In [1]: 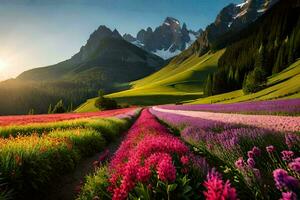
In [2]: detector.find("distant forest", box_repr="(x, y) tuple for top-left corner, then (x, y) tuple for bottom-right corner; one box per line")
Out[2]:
(205, 0), (300, 95)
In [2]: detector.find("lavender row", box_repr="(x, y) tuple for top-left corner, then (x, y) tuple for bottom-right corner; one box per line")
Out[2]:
(159, 99), (300, 115)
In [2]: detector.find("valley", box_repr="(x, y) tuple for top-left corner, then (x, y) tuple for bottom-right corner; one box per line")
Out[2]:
(0, 0), (299, 200)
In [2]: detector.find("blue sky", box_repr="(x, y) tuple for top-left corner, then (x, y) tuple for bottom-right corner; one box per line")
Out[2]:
(0, 0), (241, 79)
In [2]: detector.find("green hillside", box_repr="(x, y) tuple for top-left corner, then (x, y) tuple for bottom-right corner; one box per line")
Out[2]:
(76, 50), (224, 112)
(76, 58), (300, 112)
(190, 59), (300, 104)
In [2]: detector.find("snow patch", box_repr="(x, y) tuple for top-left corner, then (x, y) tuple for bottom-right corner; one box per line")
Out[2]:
(236, 0), (248, 8)
(152, 45), (181, 59)
(164, 22), (170, 26)
(257, 8), (267, 13)
(234, 9), (248, 19)
(131, 40), (144, 47)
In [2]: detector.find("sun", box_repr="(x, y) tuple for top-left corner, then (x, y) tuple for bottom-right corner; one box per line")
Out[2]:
(0, 59), (7, 71)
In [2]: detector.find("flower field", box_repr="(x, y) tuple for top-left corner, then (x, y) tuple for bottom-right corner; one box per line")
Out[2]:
(1, 100), (300, 200)
(150, 105), (300, 199)
(78, 109), (240, 200)
(160, 99), (300, 116)
(0, 109), (139, 199)
(0, 107), (136, 126)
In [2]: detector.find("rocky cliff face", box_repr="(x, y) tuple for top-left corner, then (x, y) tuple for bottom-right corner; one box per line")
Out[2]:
(191, 0), (279, 56)
(123, 17), (202, 59)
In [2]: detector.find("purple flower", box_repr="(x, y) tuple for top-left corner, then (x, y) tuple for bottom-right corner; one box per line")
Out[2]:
(247, 158), (255, 168)
(247, 151), (254, 158)
(252, 146), (261, 157)
(285, 133), (300, 149)
(253, 168), (261, 179)
(281, 151), (294, 162)
(288, 158), (300, 173)
(235, 157), (244, 169)
(280, 192), (297, 200)
(266, 145), (275, 153)
(273, 169), (300, 191)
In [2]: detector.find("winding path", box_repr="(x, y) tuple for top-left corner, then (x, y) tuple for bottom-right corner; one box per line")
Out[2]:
(152, 106), (300, 132)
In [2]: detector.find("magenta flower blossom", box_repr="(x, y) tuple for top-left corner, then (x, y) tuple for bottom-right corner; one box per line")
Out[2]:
(266, 145), (275, 153)
(247, 158), (255, 168)
(203, 169), (238, 200)
(280, 192), (297, 200)
(253, 168), (261, 179)
(247, 150), (254, 158)
(252, 147), (261, 157)
(235, 157), (245, 169)
(273, 169), (300, 191)
(288, 158), (300, 173)
(281, 151), (294, 162)
(180, 155), (189, 165)
(157, 155), (176, 182)
(107, 109), (203, 200)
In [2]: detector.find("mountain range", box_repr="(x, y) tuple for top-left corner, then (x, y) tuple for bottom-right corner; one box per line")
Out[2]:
(123, 17), (202, 59)
(1, 0), (299, 115)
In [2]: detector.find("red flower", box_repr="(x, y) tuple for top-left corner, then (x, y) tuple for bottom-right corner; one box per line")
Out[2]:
(203, 169), (238, 200)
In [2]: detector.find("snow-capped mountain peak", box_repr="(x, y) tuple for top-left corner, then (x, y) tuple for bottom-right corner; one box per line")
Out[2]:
(123, 17), (203, 59)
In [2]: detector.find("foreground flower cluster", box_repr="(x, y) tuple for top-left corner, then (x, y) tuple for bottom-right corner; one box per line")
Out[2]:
(78, 109), (238, 200)
(0, 110), (138, 199)
(151, 106), (300, 199)
(109, 109), (207, 200)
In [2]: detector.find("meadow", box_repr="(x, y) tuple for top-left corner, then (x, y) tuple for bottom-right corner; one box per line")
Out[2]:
(1, 100), (299, 200)
(0, 108), (140, 199)
(76, 100), (299, 200)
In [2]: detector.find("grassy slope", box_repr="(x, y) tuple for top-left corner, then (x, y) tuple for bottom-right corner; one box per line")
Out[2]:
(190, 59), (300, 104)
(76, 50), (224, 112)
(76, 55), (300, 113)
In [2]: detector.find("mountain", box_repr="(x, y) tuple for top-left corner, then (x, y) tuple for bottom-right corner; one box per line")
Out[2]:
(186, 0), (278, 56)
(205, 0), (300, 95)
(0, 26), (165, 115)
(123, 17), (202, 59)
(18, 25), (165, 85)
(76, 0), (300, 111)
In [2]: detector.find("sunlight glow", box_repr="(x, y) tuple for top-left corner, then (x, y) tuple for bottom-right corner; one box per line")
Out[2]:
(0, 59), (7, 72)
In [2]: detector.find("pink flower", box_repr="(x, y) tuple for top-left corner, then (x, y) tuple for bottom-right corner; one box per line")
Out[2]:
(273, 169), (300, 191)
(247, 158), (255, 168)
(266, 145), (275, 153)
(137, 167), (151, 183)
(157, 155), (176, 182)
(253, 168), (261, 179)
(180, 155), (189, 165)
(288, 158), (300, 173)
(203, 169), (238, 200)
(235, 157), (244, 169)
(252, 146), (261, 157)
(280, 192), (297, 200)
(281, 151), (294, 162)
(247, 151), (254, 158)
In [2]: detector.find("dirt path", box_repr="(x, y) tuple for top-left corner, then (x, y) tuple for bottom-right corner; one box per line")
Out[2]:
(43, 135), (124, 200)
(152, 106), (300, 132)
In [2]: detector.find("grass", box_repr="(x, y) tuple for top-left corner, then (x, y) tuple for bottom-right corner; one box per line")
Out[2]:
(0, 117), (131, 139)
(76, 54), (300, 112)
(76, 50), (224, 112)
(190, 59), (300, 104)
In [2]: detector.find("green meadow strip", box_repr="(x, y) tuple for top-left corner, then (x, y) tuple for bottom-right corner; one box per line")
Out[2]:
(0, 112), (139, 199)
(0, 117), (131, 139)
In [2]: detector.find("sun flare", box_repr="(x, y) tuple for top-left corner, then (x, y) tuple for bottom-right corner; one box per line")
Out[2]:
(0, 58), (7, 71)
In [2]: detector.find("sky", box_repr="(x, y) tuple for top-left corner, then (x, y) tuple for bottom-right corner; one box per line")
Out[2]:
(0, 0), (241, 80)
